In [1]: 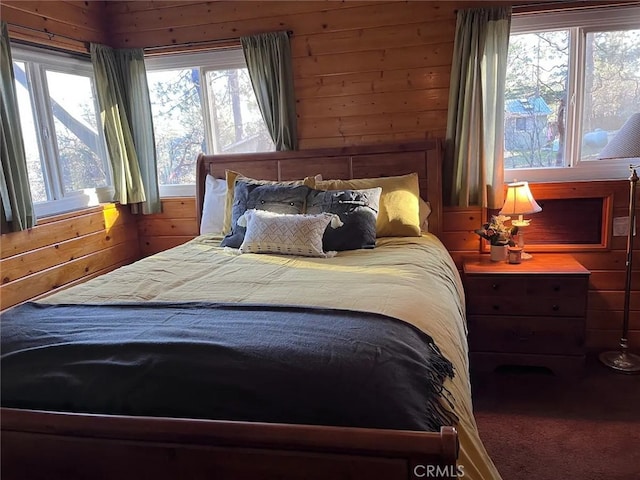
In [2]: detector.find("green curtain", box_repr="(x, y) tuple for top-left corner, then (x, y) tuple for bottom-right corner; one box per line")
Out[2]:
(443, 7), (511, 209)
(90, 44), (161, 214)
(0, 21), (36, 232)
(241, 31), (298, 151)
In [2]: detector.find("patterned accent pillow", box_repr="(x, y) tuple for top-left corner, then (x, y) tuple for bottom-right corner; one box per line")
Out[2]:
(221, 170), (319, 234)
(306, 187), (382, 251)
(238, 209), (342, 258)
(314, 173), (421, 237)
(220, 182), (310, 249)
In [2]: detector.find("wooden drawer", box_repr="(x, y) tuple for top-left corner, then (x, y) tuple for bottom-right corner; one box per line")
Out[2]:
(470, 352), (586, 376)
(463, 276), (525, 297)
(466, 294), (587, 317)
(468, 315), (585, 355)
(464, 275), (587, 298)
(524, 276), (588, 297)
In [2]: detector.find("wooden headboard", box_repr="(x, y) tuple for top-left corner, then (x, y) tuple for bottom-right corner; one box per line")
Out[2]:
(196, 140), (444, 237)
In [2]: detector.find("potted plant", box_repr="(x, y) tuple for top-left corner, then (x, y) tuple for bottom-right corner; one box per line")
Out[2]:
(475, 215), (519, 261)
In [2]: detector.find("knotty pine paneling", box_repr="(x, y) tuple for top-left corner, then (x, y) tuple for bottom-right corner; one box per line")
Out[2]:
(101, 1), (473, 149)
(0, 0), (508, 148)
(0, 0), (109, 53)
(441, 206), (483, 268)
(0, 204), (140, 310)
(138, 197), (198, 257)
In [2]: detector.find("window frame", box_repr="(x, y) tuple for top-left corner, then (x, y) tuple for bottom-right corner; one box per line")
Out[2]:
(505, 6), (640, 183)
(11, 44), (113, 218)
(145, 48), (271, 197)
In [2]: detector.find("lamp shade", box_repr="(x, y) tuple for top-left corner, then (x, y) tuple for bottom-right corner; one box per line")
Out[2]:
(499, 181), (542, 216)
(598, 113), (640, 160)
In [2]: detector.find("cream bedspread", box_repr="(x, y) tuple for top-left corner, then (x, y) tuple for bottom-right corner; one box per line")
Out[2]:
(41, 233), (501, 480)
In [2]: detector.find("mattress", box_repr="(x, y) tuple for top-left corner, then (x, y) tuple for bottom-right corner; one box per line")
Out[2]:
(2, 233), (500, 480)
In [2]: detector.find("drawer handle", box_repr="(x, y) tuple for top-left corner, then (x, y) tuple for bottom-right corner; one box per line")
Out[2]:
(492, 305), (500, 311)
(552, 304), (560, 311)
(553, 286), (560, 292)
(492, 283), (500, 290)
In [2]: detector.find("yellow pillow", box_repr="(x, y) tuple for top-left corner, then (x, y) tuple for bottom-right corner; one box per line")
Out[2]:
(222, 170), (317, 234)
(314, 173), (421, 237)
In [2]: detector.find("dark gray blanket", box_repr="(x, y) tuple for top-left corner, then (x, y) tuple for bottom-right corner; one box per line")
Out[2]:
(1, 302), (456, 431)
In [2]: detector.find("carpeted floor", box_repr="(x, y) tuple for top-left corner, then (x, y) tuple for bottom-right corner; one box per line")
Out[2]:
(471, 357), (640, 480)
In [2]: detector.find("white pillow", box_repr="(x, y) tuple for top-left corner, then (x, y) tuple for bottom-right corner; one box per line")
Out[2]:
(238, 209), (342, 258)
(200, 174), (227, 235)
(419, 199), (432, 232)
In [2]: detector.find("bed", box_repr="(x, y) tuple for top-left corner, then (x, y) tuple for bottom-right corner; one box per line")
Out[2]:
(1, 140), (501, 480)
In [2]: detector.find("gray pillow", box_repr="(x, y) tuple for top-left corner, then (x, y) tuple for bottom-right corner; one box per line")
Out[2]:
(306, 187), (381, 251)
(220, 181), (310, 248)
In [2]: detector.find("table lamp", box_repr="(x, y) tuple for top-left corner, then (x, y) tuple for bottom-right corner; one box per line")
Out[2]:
(499, 181), (541, 260)
(597, 112), (640, 373)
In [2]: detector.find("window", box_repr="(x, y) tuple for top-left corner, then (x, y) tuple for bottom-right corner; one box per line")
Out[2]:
(505, 7), (640, 182)
(12, 46), (111, 217)
(145, 49), (274, 196)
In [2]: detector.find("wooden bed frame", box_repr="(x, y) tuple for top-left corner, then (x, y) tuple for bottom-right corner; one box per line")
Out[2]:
(1, 139), (459, 480)
(196, 139), (444, 238)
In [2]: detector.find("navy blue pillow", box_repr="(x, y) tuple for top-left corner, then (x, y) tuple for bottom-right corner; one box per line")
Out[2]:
(221, 182), (310, 248)
(306, 187), (381, 251)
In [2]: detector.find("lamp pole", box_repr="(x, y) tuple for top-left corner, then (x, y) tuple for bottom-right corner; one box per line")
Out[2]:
(599, 164), (640, 373)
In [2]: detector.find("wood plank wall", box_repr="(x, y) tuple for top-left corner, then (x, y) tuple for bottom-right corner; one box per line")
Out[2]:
(103, 0), (477, 148)
(137, 198), (198, 257)
(1, 0), (108, 53)
(575, 183), (640, 351)
(0, 204), (140, 311)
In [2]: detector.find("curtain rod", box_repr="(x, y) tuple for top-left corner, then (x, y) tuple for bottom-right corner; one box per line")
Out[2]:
(512, 0), (640, 14)
(513, 0), (639, 6)
(454, 1), (639, 14)
(7, 21), (294, 55)
(6, 22), (90, 49)
(144, 30), (293, 55)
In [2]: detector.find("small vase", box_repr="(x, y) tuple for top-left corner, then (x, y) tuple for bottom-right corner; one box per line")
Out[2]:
(490, 244), (508, 262)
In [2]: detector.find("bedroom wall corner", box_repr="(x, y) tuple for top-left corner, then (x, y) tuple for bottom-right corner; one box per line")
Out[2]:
(0, 204), (140, 311)
(137, 198), (198, 257)
(441, 206), (484, 268)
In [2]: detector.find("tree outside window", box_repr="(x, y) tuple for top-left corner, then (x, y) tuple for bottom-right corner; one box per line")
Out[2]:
(146, 49), (274, 188)
(504, 25), (640, 171)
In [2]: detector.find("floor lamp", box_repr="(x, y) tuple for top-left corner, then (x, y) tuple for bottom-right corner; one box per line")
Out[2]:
(597, 112), (640, 374)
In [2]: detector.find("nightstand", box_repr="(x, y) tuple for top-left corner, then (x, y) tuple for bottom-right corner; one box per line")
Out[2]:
(463, 254), (590, 375)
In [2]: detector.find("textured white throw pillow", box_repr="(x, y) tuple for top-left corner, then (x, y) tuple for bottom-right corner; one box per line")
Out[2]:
(238, 209), (342, 258)
(200, 174), (227, 235)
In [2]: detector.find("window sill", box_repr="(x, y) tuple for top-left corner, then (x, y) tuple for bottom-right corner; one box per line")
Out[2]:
(505, 159), (638, 184)
(159, 184), (196, 197)
(34, 187), (115, 219)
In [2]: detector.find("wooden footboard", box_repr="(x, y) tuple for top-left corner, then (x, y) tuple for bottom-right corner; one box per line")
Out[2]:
(1, 407), (458, 480)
